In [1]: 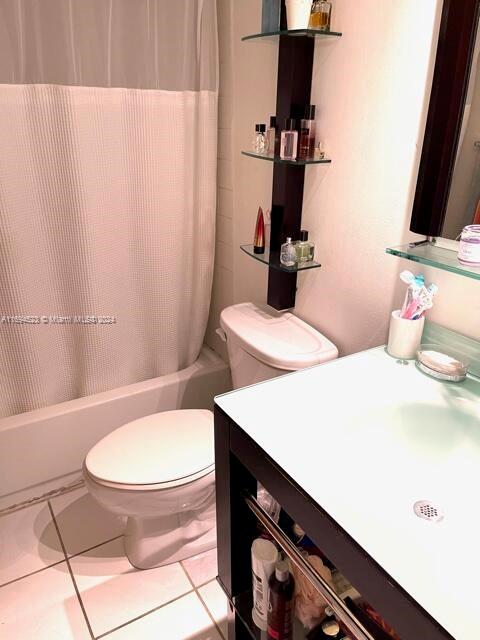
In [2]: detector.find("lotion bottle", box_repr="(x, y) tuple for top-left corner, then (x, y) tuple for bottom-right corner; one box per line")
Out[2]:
(251, 539), (278, 631)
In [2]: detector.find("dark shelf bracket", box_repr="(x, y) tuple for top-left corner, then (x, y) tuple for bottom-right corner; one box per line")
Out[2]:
(267, 34), (315, 310)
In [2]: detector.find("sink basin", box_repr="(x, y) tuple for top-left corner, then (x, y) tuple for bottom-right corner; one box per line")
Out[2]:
(216, 346), (480, 639)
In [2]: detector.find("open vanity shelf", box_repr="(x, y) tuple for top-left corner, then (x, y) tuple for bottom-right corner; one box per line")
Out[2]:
(242, 28), (342, 41)
(240, 7), (341, 310)
(386, 242), (480, 281)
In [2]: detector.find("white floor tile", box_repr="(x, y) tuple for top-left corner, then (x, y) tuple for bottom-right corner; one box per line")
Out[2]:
(0, 502), (64, 586)
(0, 562), (90, 639)
(50, 487), (125, 556)
(182, 547), (218, 587)
(107, 592), (223, 640)
(198, 579), (229, 640)
(69, 537), (192, 637)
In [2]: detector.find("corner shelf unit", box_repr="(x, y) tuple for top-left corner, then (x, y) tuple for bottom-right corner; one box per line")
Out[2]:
(386, 242), (480, 281)
(241, 14), (341, 310)
(241, 244), (321, 272)
(241, 150), (331, 165)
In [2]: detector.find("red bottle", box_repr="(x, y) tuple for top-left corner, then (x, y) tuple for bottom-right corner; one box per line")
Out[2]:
(253, 206), (265, 254)
(267, 559), (295, 640)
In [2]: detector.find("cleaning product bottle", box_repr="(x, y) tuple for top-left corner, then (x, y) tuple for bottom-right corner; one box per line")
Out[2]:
(251, 539), (279, 630)
(267, 558), (295, 640)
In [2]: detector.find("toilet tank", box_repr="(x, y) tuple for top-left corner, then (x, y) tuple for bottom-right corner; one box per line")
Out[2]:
(220, 303), (338, 389)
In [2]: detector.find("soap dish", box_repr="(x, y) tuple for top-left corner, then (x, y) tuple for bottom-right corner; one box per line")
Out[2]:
(416, 344), (468, 382)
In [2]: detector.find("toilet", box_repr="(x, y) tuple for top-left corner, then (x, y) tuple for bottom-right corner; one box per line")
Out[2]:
(83, 303), (338, 569)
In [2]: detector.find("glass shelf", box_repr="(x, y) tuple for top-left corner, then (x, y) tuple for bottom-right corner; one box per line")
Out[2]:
(386, 242), (480, 281)
(242, 28), (342, 41)
(242, 150), (331, 166)
(241, 244), (321, 272)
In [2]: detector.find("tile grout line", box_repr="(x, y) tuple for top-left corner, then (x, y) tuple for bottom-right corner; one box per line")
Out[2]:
(47, 501), (96, 640)
(0, 558), (67, 590)
(67, 534), (124, 561)
(179, 562), (226, 640)
(0, 534), (125, 591)
(95, 588), (196, 639)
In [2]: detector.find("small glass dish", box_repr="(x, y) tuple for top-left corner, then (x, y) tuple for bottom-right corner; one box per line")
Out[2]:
(416, 344), (469, 382)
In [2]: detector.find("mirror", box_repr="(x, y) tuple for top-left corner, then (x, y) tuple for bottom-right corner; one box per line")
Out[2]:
(410, 0), (480, 238)
(443, 18), (480, 239)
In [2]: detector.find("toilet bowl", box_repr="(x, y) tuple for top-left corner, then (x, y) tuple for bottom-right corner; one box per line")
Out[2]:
(83, 410), (216, 569)
(84, 302), (338, 569)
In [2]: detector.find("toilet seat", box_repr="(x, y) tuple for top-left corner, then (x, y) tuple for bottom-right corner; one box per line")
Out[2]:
(85, 410), (214, 491)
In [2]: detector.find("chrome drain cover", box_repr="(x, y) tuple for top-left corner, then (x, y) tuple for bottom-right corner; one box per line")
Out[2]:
(413, 500), (444, 522)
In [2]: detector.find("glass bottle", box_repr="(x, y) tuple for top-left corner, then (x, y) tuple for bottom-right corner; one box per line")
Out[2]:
(309, 0), (332, 31)
(280, 237), (297, 267)
(298, 105), (316, 159)
(253, 124), (267, 154)
(280, 119), (298, 161)
(267, 116), (278, 155)
(314, 141), (325, 160)
(294, 230), (315, 263)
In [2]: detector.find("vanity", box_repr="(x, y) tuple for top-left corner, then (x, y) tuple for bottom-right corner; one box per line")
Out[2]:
(214, 346), (480, 639)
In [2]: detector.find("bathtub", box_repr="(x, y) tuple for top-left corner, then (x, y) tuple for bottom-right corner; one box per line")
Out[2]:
(0, 346), (231, 510)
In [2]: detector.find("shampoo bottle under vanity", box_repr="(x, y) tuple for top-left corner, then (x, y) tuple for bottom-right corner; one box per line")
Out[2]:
(267, 559), (295, 640)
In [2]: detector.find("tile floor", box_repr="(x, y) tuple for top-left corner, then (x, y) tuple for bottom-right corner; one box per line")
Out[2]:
(0, 486), (229, 639)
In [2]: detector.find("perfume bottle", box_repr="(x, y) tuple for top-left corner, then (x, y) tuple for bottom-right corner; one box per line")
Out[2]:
(253, 124), (267, 154)
(298, 105), (316, 159)
(309, 0), (332, 31)
(267, 116), (278, 155)
(280, 119), (298, 161)
(294, 230), (315, 263)
(253, 207), (265, 254)
(280, 237), (297, 267)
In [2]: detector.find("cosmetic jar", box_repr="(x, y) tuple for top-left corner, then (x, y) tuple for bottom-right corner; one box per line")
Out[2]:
(458, 224), (480, 266)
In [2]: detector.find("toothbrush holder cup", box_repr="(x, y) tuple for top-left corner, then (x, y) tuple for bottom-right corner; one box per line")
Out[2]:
(387, 310), (425, 360)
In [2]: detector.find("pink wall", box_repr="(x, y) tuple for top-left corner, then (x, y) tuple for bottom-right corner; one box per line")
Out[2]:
(207, 0), (480, 360)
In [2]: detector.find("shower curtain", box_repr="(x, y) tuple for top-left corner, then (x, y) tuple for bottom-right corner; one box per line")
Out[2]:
(0, 0), (218, 418)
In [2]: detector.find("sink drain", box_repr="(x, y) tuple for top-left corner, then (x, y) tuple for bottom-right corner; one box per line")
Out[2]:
(413, 500), (444, 523)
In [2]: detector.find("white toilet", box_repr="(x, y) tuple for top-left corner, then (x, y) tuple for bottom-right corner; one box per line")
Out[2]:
(83, 302), (337, 569)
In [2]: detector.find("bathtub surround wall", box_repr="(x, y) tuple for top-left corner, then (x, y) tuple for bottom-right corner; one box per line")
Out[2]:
(0, 0), (218, 417)
(207, 0), (480, 361)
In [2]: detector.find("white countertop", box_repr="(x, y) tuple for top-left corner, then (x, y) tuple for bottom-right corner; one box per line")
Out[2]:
(216, 347), (480, 639)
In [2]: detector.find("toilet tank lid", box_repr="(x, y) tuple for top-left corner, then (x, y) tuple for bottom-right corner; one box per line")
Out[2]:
(220, 303), (338, 371)
(85, 410), (214, 487)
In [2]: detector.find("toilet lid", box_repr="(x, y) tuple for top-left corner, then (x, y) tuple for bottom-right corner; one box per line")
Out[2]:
(220, 302), (338, 370)
(85, 410), (214, 487)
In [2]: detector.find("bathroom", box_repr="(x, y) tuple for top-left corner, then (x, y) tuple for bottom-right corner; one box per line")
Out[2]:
(1, 0), (479, 639)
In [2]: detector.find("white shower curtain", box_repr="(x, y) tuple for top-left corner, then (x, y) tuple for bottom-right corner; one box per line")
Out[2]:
(0, 0), (218, 418)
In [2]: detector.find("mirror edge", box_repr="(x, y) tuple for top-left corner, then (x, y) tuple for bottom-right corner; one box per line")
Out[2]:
(410, 0), (480, 237)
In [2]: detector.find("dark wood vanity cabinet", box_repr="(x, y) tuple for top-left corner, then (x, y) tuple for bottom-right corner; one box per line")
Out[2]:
(214, 405), (454, 640)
